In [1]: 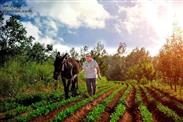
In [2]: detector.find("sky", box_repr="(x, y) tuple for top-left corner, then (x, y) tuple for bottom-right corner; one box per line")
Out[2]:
(1, 0), (183, 56)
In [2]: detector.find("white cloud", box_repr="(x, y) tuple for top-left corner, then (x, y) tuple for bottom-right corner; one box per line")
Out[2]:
(42, 18), (58, 33)
(114, 0), (183, 56)
(106, 47), (116, 55)
(22, 21), (41, 43)
(23, 21), (71, 53)
(33, 17), (59, 38)
(26, 0), (111, 29)
(53, 44), (70, 53)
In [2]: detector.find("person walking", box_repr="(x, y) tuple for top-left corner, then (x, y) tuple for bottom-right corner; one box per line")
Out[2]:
(83, 54), (100, 96)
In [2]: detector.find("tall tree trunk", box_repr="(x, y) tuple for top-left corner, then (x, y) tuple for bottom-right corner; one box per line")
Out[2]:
(170, 81), (173, 90)
(179, 84), (182, 96)
(174, 78), (177, 92)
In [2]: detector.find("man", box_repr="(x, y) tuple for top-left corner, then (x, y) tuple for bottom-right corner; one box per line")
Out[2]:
(83, 54), (100, 96)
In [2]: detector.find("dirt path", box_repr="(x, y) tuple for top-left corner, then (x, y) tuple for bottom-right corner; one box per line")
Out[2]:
(146, 87), (183, 117)
(97, 87), (128, 122)
(63, 89), (114, 122)
(119, 87), (142, 122)
(140, 87), (174, 122)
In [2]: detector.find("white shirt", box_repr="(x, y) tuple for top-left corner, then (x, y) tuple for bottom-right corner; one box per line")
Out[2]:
(83, 59), (99, 78)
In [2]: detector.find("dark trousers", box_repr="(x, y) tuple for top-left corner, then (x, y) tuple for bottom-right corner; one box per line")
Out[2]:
(86, 78), (96, 96)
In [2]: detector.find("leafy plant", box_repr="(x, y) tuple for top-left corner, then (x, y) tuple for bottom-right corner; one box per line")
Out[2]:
(136, 87), (153, 122)
(86, 86), (125, 122)
(52, 86), (114, 122)
(110, 86), (132, 122)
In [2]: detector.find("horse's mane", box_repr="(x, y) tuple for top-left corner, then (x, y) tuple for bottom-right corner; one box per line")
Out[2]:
(66, 58), (81, 74)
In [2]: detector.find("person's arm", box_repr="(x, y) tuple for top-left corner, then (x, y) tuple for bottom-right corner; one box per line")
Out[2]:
(95, 61), (101, 79)
(96, 66), (100, 76)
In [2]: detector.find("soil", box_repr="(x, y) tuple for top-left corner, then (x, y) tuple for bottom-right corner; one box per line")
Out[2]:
(97, 87), (128, 122)
(152, 86), (183, 105)
(140, 87), (174, 122)
(146, 87), (183, 117)
(30, 96), (84, 122)
(119, 87), (143, 122)
(63, 89), (114, 122)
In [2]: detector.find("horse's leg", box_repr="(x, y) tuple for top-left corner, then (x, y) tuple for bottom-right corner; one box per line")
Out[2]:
(71, 76), (78, 97)
(66, 79), (71, 98)
(62, 78), (69, 99)
(75, 76), (79, 95)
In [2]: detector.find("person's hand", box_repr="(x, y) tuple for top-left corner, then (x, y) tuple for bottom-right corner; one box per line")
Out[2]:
(98, 73), (101, 80)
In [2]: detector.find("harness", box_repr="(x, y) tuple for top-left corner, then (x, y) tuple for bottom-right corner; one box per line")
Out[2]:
(61, 58), (77, 82)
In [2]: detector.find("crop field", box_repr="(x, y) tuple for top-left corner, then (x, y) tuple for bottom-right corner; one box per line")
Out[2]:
(1, 1), (183, 122)
(0, 79), (183, 122)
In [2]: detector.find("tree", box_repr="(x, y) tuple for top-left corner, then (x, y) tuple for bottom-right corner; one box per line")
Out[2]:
(91, 41), (107, 58)
(0, 13), (32, 65)
(104, 55), (126, 80)
(125, 47), (155, 82)
(69, 47), (79, 59)
(80, 45), (88, 63)
(27, 43), (53, 63)
(126, 59), (155, 82)
(157, 33), (183, 91)
(115, 42), (126, 57)
(125, 47), (149, 67)
(90, 42), (107, 76)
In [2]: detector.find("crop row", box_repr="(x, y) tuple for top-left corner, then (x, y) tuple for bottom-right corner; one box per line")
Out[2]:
(85, 85), (126, 121)
(16, 84), (114, 122)
(135, 87), (153, 122)
(143, 87), (183, 122)
(109, 85), (132, 122)
(52, 86), (116, 122)
(3, 82), (112, 121)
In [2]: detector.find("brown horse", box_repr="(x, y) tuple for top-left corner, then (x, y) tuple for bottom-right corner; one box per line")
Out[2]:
(53, 53), (81, 99)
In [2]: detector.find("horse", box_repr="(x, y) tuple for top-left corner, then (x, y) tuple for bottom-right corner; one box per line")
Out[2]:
(53, 53), (81, 99)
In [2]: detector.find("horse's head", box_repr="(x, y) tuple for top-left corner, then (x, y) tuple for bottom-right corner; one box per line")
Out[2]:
(76, 60), (83, 71)
(53, 53), (68, 80)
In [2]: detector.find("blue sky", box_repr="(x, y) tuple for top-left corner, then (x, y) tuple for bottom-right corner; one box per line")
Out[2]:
(1, 0), (183, 56)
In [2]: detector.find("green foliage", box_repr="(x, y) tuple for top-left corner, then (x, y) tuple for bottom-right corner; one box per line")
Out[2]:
(86, 86), (125, 122)
(16, 96), (81, 122)
(157, 32), (183, 91)
(69, 47), (79, 59)
(0, 59), (23, 97)
(115, 42), (126, 57)
(110, 86), (132, 122)
(136, 88), (153, 122)
(127, 59), (155, 82)
(0, 58), (54, 98)
(86, 104), (105, 122)
(157, 102), (183, 122)
(0, 14), (32, 65)
(27, 42), (53, 63)
(104, 55), (126, 81)
(15, 83), (110, 121)
(52, 87), (114, 122)
(101, 47), (156, 82)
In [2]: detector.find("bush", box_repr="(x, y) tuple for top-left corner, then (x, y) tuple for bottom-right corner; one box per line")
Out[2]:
(0, 57), (55, 99)
(0, 59), (22, 98)
(15, 93), (46, 106)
